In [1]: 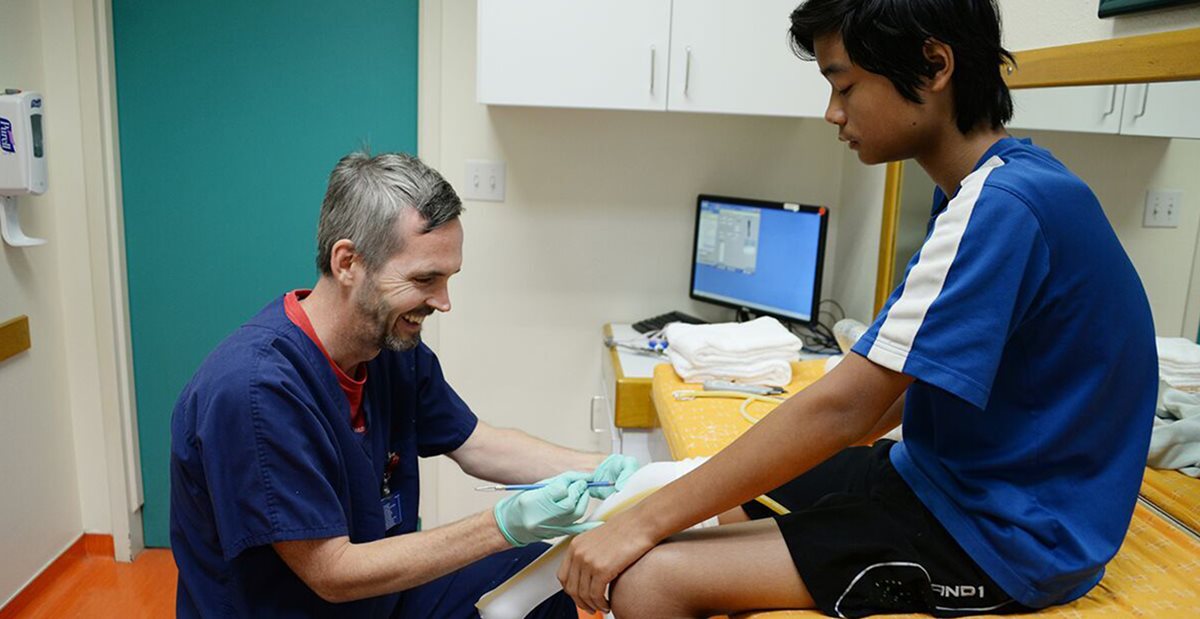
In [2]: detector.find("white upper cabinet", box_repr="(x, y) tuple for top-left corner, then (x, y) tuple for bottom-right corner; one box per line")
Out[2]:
(1008, 85), (1125, 135)
(666, 0), (828, 117)
(1119, 82), (1200, 140)
(477, 0), (672, 111)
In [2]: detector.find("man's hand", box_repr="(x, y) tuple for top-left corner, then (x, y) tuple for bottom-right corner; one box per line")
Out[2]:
(557, 508), (655, 614)
(493, 471), (600, 547)
(589, 454), (640, 499)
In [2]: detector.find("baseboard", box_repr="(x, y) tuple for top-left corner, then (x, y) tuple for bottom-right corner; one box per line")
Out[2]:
(0, 533), (114, 618)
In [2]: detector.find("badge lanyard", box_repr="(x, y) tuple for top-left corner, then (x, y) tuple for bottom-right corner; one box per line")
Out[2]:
(381, 451), (402, 530)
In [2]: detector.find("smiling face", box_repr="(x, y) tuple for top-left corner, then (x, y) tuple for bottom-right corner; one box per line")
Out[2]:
(815, 33), (938, 165)
(353, 208), (463, 352)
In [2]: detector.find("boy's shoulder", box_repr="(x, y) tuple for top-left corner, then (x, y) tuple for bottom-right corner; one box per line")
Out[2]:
(979, 138), (1093, 209)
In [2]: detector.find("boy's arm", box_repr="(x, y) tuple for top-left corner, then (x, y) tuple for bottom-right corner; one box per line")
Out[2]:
(854, 392), (905, 446)
(559, 352), (912, 613)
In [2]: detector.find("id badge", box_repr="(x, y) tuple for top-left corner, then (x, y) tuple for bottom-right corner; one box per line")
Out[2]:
(381, 493), (403, 530)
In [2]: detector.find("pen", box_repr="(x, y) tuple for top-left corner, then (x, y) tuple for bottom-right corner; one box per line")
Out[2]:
(474, 481), (615, 492)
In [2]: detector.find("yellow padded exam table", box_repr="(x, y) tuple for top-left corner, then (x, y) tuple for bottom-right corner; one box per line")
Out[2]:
(650, 362), (1200, 618)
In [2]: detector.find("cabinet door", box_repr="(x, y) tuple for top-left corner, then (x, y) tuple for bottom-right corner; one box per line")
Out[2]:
(1120, 81), (1200, 140)
(477, 0), (671, 111)
(1008, 85), (1124, 134)
(667, 0), (828, 117)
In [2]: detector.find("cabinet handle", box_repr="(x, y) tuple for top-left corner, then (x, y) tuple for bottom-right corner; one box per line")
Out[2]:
(684, 47), (693, 96)
(1134, 85), (1150, 119)
(589, 395), (605, 434)
(1102, 85), (1117, 117)
(649, 46), (656, 94)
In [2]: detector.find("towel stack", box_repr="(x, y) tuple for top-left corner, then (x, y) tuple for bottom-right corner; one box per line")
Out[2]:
(664, 317), (803, 386)
(1157, 337), (1200, 391)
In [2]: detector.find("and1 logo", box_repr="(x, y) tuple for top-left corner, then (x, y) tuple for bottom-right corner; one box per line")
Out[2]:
(0, 118), (14, 153)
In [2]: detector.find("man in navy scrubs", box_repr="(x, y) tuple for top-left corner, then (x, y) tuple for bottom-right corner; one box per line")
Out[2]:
(170, 151), (638, 618)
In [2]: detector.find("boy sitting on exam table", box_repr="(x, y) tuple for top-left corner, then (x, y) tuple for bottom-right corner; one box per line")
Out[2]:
(558, 1), (1159, 617)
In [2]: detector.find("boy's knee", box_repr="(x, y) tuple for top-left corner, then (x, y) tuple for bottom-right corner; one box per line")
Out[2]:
(610, 545), (690, 618)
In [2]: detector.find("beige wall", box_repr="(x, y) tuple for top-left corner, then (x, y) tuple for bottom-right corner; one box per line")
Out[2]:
(0, 0), (86, 606)
(1000, 0), (1200, 50)
(422, 1), (851, 523)
(0, 0), (138, 606)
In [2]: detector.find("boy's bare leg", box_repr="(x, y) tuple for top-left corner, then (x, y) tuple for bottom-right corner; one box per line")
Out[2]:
(609, 519), (814, 619)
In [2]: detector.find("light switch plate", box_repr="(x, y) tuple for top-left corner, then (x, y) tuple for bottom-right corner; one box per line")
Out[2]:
(1143, 189), (1181, 228)
(462, 160), (506, 202)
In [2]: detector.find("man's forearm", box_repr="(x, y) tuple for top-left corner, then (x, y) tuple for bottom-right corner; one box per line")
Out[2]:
(452, 422), (606, 484)
(274, 511), (511, 603)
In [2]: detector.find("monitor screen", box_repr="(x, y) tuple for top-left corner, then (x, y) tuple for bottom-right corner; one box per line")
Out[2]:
(690, 194), (828, 324)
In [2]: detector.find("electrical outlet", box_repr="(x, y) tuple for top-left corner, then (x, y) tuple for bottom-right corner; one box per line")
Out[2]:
(462, 160), (506, 202)
(1143, 189), (1181, 228)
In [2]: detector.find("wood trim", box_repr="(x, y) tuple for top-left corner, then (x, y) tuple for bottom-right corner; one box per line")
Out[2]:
(1005, 27), (1200, 89)
(0, 534), (113, 618)
(83, 533), (115, 559)
(875, 163), (904, 316)
(0, 315), (31, 364)
(602, 324), (657, 429)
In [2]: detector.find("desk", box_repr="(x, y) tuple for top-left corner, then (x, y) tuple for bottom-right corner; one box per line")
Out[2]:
(649, 364), (1200, 619)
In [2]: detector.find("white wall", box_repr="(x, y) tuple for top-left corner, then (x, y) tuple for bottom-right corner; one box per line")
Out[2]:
(421, 1), (849, 524)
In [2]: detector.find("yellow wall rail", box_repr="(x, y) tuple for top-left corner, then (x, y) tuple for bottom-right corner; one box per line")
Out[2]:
(0, 315), (31, 363)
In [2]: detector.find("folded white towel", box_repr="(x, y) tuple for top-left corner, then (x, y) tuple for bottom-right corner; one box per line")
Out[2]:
(664, 317), (802, 385)
(1157, 337), (1200, 367)
(667, 351), (793, 385)
(665, 317), (803, 363)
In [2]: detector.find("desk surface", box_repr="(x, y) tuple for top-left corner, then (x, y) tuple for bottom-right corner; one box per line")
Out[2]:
(649, 364), (1200, 619)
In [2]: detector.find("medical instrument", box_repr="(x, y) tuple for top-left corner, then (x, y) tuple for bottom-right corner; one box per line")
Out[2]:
(475, 481), (615, 492)
(603, 334), (668, 357)
(702, 380), (784, 396)
(0, 90), (48, 247)
(673, 389), (785, 425)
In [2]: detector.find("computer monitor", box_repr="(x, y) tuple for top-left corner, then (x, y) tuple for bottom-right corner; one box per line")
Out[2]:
(689, 194), (829, 324)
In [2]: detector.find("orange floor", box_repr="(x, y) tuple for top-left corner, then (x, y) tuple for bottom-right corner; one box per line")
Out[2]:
(2, 549), (176, 618)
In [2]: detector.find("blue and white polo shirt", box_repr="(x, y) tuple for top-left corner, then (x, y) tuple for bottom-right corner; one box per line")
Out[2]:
(853, 137), (1158, 608)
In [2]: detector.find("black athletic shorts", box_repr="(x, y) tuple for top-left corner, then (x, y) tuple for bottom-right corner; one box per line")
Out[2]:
(741, 440), (1032, 618)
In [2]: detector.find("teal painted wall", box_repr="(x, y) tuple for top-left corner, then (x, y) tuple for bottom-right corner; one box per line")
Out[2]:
(113, 0), (419, 547)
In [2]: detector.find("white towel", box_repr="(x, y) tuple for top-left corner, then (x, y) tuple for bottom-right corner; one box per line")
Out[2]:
(1157, 337), (1200, 367)
(665, 317), (803, 361)
(664, 317), (802, 385)
(667, 351), (794, 386)
(1148, 387), (1200, 477)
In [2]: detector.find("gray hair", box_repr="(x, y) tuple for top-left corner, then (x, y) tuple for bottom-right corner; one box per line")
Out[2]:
(315, 151), (463, 276)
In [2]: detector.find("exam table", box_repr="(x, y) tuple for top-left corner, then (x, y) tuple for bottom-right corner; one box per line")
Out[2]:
(650, 361), (1200, 618)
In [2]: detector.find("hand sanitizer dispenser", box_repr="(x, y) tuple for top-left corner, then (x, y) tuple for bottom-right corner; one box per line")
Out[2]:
(0, 90), (48, 246)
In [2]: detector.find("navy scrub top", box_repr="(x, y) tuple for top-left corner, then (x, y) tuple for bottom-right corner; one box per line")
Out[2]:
(170, 296), (478, 617)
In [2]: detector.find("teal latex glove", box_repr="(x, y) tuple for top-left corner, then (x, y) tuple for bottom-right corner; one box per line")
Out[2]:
(589, 454), (640, 499)
(493, 471), (600, 547)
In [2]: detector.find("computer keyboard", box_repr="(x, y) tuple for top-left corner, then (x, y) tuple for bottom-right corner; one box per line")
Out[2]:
(631, 311), (707, 334)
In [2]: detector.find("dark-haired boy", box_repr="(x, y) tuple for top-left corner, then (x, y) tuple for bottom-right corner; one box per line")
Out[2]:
(558, 1), (1158, 617)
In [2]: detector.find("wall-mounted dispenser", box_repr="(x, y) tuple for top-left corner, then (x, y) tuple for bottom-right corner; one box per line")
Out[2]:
(0, 90), (48, 247)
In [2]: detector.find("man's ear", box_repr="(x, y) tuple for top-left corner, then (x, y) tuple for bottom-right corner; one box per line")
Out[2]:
(329, 239), (358, 286)
(923, 38), (954, 93)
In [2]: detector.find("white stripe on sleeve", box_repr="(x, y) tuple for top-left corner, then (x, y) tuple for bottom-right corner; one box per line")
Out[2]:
(867, 156), (1006, 372)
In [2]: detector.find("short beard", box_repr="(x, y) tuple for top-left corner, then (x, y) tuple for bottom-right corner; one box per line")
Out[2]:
(354, 275), (421, 352)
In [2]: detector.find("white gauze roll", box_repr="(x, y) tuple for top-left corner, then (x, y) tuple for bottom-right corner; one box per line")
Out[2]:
(475, 458), (715, 619)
